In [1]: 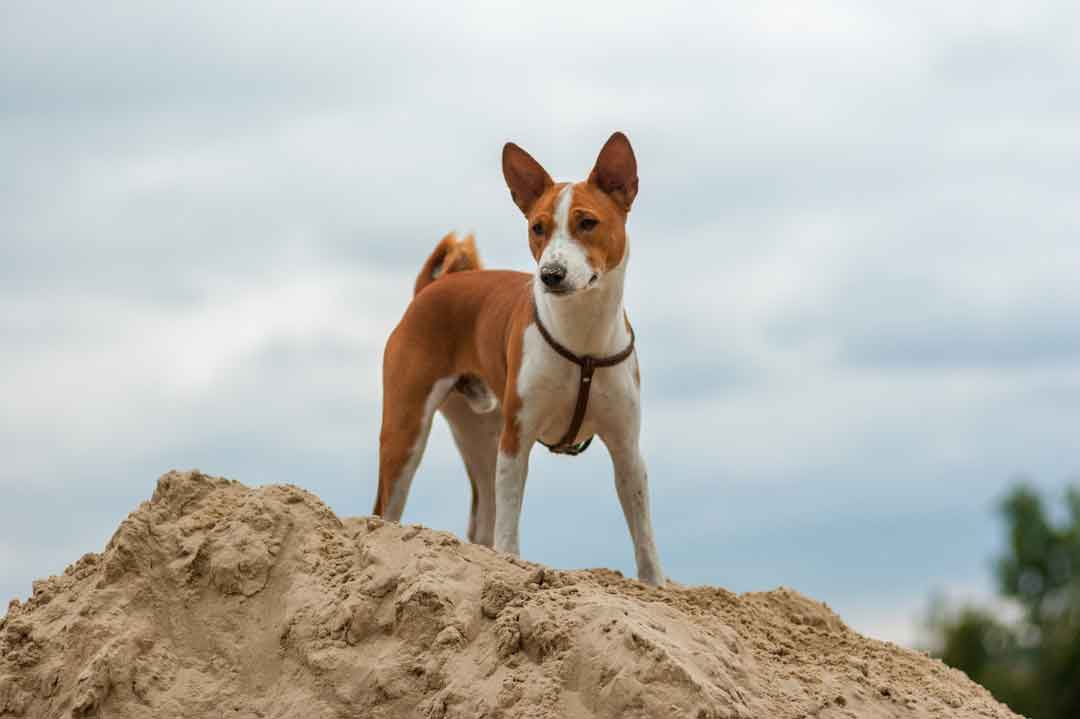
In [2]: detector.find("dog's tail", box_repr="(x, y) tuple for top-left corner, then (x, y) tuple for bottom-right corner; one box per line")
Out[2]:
(414, 232), (482, 295)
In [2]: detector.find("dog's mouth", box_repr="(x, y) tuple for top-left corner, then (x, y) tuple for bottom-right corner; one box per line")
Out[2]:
(539, 273), (600, 297)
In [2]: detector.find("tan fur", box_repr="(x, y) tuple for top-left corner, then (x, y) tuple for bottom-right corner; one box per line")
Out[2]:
(414, 232), (482, 295)
(377, 137), (636, 512)
(375, 269), (533, 515)
(524, 181), (628, 272)
(375, 132), (652, 578)
(514, 133), (636, 276)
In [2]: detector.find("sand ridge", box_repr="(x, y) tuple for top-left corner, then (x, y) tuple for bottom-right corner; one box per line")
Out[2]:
(0, 471), (1018, 718)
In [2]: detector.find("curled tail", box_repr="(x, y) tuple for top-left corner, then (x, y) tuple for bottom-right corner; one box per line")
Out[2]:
(414, 232), (482, 296)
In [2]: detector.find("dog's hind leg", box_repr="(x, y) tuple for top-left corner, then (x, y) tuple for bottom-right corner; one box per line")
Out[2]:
(440, 383), (501, 546)
(375, 376), (456, 521)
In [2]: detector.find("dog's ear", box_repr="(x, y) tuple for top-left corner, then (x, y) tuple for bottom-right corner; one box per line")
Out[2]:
(502, 142), (553, 216)
(588, 131), (638, 212)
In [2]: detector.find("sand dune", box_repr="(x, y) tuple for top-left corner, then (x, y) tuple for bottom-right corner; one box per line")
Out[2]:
(0, 471), (1017, 718)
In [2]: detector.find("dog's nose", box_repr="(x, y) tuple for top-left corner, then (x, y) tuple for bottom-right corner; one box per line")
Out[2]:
(540, 264), (567, 288)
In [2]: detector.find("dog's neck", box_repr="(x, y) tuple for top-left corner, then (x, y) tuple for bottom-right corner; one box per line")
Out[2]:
(532, 249), (631, 358)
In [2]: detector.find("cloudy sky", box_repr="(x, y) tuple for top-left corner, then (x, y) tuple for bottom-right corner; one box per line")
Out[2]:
(3, 1), (1078, 644)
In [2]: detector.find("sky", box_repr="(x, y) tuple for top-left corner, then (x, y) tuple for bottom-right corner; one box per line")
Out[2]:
(2, 1), (1078, 645)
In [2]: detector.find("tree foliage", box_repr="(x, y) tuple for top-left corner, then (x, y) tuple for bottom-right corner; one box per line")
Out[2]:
(926, 484), (1080, 718)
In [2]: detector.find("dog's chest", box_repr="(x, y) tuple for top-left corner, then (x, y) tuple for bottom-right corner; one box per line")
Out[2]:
(515, 325), (639, 445)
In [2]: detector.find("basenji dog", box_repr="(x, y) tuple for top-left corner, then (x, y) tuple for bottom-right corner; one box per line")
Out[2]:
(374, 132), (663, 586)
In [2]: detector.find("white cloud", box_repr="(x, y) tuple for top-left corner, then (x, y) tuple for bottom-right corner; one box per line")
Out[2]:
(0, 260), (407, 487)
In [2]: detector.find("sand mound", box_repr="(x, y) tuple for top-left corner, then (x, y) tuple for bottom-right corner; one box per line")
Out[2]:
(1, 471), (1016, 719)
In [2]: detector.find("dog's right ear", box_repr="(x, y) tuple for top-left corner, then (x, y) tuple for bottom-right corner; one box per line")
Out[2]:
(502, 142), (553, 216)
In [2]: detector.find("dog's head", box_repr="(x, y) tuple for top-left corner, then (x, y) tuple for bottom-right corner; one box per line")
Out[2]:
(502, 132), (638, 297)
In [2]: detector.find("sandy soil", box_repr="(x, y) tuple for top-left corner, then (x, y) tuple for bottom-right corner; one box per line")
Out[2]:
(0, 471), (1019, 718)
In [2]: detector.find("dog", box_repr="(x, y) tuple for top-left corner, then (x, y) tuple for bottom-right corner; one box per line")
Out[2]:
(374, 132), (663, 586)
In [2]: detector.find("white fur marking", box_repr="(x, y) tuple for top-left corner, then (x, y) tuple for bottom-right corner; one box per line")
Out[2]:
(608, 442), (664, 585)
(540, 184), (594, 291)
(494, 448), (529, 555)
(533, 238), (632, 358)
(553, 183), (573, 231)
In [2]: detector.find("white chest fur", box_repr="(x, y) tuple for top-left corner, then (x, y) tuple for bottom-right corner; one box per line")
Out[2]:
(516, 323), (641, 447)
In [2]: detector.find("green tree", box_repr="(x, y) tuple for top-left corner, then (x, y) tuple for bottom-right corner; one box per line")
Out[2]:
(925, 484), (1080, 718)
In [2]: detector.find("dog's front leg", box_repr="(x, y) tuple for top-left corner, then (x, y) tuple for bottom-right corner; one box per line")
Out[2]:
(605, 433), (665, 586)
(493, 441), (532, 556)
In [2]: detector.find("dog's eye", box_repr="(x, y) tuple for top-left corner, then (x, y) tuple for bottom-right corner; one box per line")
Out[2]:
(531, 222), (544, 236)
(578, 217), (598, 232)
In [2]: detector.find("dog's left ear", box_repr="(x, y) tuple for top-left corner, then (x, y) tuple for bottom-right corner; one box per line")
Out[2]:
(588, 131), (638, 212)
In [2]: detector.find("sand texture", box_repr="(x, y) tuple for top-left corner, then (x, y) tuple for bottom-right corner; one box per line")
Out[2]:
(1, 471), (1018, 718)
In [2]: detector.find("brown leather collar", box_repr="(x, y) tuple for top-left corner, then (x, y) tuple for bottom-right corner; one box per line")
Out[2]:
(532, 300), (635, 455)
